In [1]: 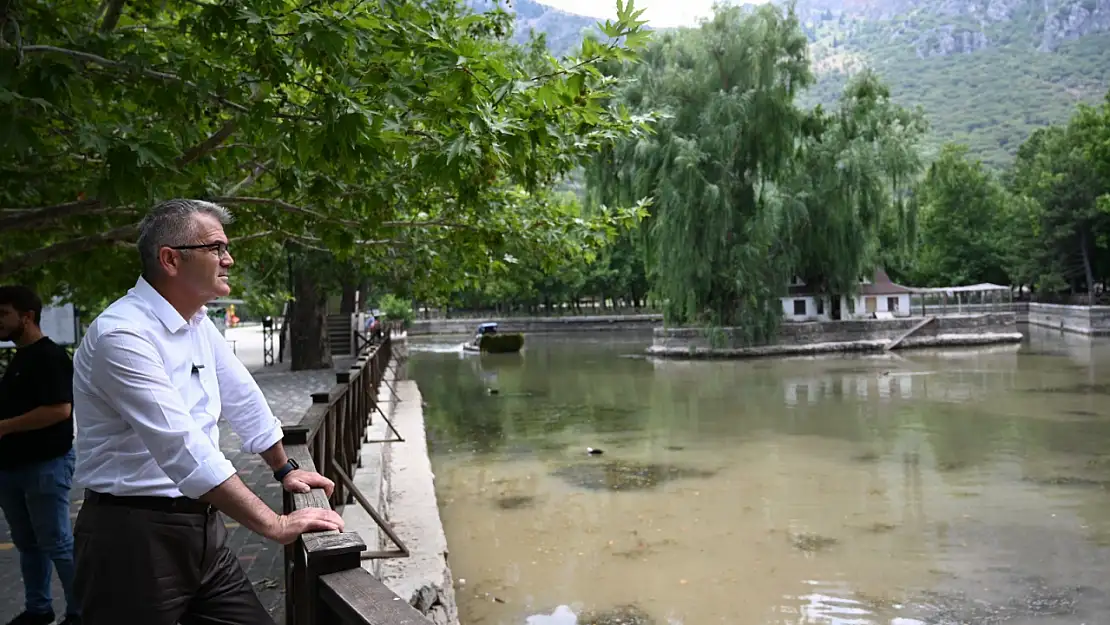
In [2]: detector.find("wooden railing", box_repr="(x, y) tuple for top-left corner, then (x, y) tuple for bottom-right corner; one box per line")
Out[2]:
(280, 333), (432, 625)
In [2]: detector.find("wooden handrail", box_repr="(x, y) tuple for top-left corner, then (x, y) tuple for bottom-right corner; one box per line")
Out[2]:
(280, 334), (431, 625)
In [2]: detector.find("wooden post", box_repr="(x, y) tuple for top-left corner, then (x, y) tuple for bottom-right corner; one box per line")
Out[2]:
(283, 489), (296, 625)
(302, 532), (366, 625)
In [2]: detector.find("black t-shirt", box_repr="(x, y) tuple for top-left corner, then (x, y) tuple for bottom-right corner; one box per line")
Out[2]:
(0, 337), (74, 469)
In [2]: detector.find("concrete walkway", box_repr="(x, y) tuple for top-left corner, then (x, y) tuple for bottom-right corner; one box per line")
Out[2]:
(0, 325), (352, 624)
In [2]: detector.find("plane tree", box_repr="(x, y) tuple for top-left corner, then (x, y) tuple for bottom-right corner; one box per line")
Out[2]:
(0, 0), (652, 367)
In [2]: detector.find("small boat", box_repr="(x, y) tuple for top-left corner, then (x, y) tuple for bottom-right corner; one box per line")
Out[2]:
(462, 322), (524, 354)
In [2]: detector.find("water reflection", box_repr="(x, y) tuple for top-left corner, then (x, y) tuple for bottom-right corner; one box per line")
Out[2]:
(408, 327), (1110, 625)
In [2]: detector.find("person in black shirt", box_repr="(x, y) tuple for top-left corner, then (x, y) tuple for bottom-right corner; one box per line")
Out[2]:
(0, 286), (80, 625)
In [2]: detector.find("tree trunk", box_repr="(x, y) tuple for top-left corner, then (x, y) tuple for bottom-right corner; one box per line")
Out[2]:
(1080, 234), (1096, 306)
(278, 299), (291, 364)
(358, 279), (371, 311)
(290, 262), (331, 371)
(339, 278), (357, 314)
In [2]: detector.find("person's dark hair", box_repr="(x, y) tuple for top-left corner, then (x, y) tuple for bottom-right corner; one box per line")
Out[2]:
(0, 285), (43, 325)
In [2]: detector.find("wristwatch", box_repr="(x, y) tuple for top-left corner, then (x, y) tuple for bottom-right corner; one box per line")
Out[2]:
(273, 458), (300, 483)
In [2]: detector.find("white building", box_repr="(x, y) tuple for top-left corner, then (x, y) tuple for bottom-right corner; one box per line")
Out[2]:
(781, 269), (914, 322)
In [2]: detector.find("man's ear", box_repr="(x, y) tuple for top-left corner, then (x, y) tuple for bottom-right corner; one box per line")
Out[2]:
(158, 247), (182, 277)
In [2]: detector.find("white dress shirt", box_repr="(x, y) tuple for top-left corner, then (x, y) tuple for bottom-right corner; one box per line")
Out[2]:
(73, 277), (283, 499)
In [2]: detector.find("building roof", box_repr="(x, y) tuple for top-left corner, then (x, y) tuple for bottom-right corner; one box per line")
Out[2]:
(859, 268), (914, 295)
(783, 269), (913, 297)
(911, 283), (1010, 294)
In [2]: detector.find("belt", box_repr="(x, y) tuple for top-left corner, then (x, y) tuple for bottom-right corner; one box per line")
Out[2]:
(84, 489), (214, 515)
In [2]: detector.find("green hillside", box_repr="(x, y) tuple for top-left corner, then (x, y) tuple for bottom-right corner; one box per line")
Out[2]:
(796, 0), (1110, 167)
(471, 0), (1110, 168)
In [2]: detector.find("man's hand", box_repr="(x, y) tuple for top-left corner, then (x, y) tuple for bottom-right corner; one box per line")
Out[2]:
(265, 508), (346, 545)
(282, 469), (335, 497)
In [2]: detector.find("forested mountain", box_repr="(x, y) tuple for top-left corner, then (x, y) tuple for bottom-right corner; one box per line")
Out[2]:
(463, 0), (608, 53)
(467, 0), (1110, 167)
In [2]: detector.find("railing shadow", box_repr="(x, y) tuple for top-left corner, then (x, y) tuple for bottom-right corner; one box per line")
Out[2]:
(279, 333), (432, 625)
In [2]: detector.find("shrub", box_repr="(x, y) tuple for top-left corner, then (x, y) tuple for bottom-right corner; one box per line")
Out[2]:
(378, 294), (414, 328)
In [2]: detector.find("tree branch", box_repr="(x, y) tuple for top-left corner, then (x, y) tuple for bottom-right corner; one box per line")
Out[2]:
(14, 45), (251, 113)
(0, 224), (139, 277)
(0, 223), (281, 272)
(210, 198), (481, 232)
(378, 220), (478, 229)
(176, 120), (238, 168)
(207, 196), (349, 225)
(0, 200), (105, 231)
(223, 161), (271, 196)
(232, 230), (275, 243)
(98, 0), (128, 33)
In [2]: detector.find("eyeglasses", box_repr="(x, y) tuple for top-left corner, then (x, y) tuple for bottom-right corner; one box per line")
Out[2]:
(169, 242), (231, 258)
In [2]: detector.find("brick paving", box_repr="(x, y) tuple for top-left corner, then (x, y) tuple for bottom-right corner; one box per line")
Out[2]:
(0, 330), (357, 625)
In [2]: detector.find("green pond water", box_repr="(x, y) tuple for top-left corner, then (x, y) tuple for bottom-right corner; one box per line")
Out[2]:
(406, 325), (1110, 625)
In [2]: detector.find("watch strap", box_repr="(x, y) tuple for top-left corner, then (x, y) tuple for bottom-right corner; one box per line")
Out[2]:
(273, 458), (299, 482)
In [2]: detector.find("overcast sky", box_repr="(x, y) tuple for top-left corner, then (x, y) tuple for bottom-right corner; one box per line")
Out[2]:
(536, 0), (757, 28)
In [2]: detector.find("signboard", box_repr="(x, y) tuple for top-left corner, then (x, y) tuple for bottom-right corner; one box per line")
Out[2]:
(0, 302), (79, 348)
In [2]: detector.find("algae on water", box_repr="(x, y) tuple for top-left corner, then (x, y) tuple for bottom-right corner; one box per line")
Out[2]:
(550, 460), (716, 492)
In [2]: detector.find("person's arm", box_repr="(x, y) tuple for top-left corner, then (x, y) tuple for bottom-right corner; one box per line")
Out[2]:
(0, 404), (71, 436)
(0, 347), (72, 436)
(207, 321), (335, 496)
(90, 330), (341, 542)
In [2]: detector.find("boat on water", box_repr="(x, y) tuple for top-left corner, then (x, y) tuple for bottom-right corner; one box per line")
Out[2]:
(462, 322), (525, 354)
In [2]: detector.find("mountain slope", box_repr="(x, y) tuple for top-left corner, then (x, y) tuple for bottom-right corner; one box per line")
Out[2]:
(464, 0), (604, 54)
(472, 0), (1110, 167)
(795, 0), (1110, 166)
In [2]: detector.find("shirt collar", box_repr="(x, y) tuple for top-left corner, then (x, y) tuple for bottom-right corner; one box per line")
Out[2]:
(132, 277), (208, 333)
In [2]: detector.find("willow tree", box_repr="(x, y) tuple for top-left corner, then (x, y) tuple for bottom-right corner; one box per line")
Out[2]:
(587, 4), (812, 335)
(783, 71), (926, 303)
(587, 5), (924, 338)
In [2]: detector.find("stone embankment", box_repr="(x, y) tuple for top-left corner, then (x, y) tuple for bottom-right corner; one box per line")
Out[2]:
(1023, 302), (1110, 335)
(407, 303), (1110, 338)
(649, 313), (1023, 358)
(342, 339), (459, 625)
(408, 313), (661, 336)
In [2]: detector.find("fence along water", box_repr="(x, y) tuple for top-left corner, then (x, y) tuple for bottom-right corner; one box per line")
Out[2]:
(280, 331), (432, 625)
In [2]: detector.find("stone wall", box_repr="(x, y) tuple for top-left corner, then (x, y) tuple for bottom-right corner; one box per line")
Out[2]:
(1024, 302), (1110, 335)
(649, 313), (1021, 358)
(408, 313), (662, 336)
(342, 342), (459, 625)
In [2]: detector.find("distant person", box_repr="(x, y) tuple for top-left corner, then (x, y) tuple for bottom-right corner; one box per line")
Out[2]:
(364, 310), (383, 342)
(71, 199), (344, 625)
(0, 285), (81, 625)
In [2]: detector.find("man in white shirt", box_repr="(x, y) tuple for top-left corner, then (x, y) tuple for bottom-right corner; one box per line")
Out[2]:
(71, 199), (344, 625)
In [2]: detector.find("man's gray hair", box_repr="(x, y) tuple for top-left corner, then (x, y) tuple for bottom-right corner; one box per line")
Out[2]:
(137, 199), (233, 280)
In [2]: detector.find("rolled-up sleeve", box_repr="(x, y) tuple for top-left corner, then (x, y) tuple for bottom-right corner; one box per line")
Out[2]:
(206, 321), (284, 454)
(89, 330), (236, 499)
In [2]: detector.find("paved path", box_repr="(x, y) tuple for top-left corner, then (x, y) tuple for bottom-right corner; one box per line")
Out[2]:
(0, 326), (354, 624)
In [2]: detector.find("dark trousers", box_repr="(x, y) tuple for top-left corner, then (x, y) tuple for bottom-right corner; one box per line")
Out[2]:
(73, 490), (276, 625)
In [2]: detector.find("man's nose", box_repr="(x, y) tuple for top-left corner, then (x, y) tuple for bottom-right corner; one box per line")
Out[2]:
(221, 251), (234, 267)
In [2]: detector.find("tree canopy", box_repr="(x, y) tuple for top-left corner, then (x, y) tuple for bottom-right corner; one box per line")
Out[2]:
(904, 91), (1110, 302)
(0, 0), (653, 312)
(582, 4), (925, 338)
